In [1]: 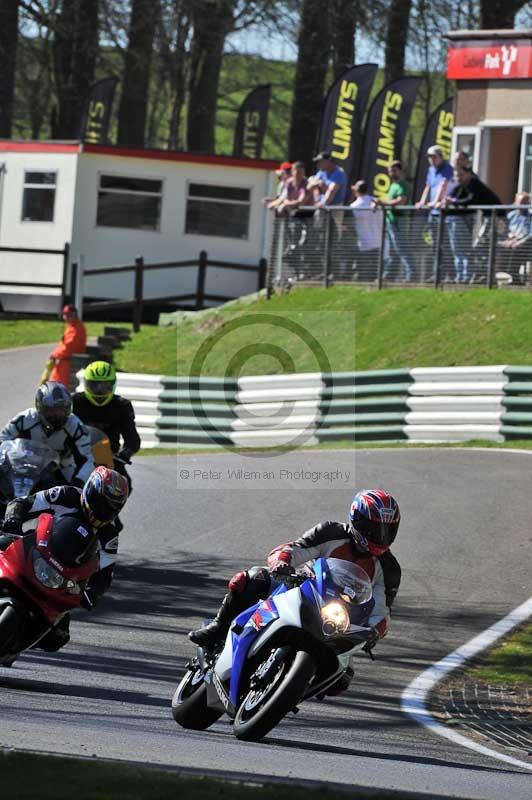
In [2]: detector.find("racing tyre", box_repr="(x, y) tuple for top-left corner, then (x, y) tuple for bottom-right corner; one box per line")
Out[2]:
(0, 605), (20, 661)
(233, 649), (315, 741)
(172, 666), (223, 730)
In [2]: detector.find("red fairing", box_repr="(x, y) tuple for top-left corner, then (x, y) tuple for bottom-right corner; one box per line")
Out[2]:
(0, 518), (99, 625)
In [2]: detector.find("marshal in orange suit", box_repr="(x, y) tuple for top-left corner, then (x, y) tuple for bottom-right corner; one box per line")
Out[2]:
(49, 304), (87, 388)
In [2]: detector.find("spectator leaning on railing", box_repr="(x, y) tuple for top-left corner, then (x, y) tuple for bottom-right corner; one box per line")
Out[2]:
(275, 161), (309, 214)
(350, 180), (383, 281)
(441, 166), (501, 284)
(309, 151), (348, 207)
(262, 161), (292, 209)
(498, 192), (532, 283)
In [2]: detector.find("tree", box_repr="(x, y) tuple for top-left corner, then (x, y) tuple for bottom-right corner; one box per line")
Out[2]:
(480, 0), (529, 29)
(288, 0), (331, 165)
(117, 0), (160, 147)
(52, 0), (99, 138)
(330, 0), (358, 79)
(187, 0), (236, 152)
(0, 0), (20, 137)
(384, 0), (412, 85)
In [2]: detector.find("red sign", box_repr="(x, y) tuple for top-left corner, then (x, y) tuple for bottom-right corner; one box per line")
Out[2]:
(447, 41), (532, 80)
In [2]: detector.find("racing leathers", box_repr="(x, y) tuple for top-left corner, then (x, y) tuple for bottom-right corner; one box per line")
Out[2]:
(0, 408), (94, 486)
(71, 393), (140, 483)
(189, 520), (402, 673)
(0, 485), (119, 651)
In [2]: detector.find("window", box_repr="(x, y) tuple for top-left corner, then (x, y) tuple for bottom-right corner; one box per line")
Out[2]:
(22, 171), (56, 222)
(185, 183), (251, 239)
(96, 174), (163, 230)
(452, 127), (480, 173)
(519, 129), (532, 194)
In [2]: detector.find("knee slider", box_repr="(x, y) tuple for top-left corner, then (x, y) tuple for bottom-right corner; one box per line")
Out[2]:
(228, 570), (247, 593)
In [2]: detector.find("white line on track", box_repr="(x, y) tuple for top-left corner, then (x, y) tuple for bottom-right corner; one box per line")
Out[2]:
(400, 446), (532, 771)
(402, 593), (532, 771)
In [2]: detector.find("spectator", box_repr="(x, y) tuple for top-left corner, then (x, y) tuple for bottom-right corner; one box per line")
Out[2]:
(263, 161), (292, 209)
(310, 151), (348, 207)
(452, 150), (472, 170)
(376, 161), (413, 282)
(49, 305), (87, 388)
(416, 145), (454, 210)
(442, 166), (501, 283)
(350, 180), (383, 280)
(277, 162), (309, 213)
(499, 192), (532, 283)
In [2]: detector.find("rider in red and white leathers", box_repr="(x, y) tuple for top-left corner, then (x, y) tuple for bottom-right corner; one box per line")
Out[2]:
(189, 489), (401, 692)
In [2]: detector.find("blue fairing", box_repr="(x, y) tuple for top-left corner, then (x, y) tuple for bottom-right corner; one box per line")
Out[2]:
(229, 583), (287, 706)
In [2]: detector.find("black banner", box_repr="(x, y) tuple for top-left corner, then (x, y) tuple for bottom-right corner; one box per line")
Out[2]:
(413, 96), (455, 201)
(233, 84), (271, 159)
(317, 63), (378, 183)
(359, 76), (422, 201)
(79, 76), (118, 144)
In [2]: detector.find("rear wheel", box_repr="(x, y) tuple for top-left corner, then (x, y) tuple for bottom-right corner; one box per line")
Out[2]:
(171, 665), (223, 730)
(233, 649), (315, 742)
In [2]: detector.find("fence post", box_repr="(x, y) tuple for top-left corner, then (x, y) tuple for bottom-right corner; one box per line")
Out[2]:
(434, 211), (444, 289)
(70, 261), (78, 308)
(258, 257), (267, 291)
(196, 250), (207, 309)
(377, 208), (386, 290)
(75, 254), (84, 319)
(487, 208), (497, 289)
(133, 256), (144, 333)
(61, 242), (70, 306)
(323, 210), (332, 288)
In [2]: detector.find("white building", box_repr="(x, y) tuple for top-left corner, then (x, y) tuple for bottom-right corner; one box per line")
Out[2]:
(0, 141), (278, 314)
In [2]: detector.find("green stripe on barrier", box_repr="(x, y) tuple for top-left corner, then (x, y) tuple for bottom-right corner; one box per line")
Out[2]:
(165, 376), (238, 389)
(352, 383), (412, 397)
(164, 403), (235, 418)
(172, 416), (234, 431)
(164, 389), (237, 403)
(501, 397), (532, 409)
(503, 382), (532, 394)
(503, 367), (532, 379)
(500, 424), (532, 439)
(501, 412), (532, 424)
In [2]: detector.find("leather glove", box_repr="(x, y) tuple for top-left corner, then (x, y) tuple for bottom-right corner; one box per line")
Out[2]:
(269, 561), (294, 578)
(2, 517), (22, 535)
(115, 450), (132, 465)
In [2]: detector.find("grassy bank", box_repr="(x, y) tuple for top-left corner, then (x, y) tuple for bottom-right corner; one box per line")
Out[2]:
(3, 288), (532, 376)
(174, 286), (532, 376)
(0, 751), (402, 800)
(472, 624), (532, 685)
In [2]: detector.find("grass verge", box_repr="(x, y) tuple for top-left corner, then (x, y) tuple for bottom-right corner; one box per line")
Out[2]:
(0, 751), (402, 800)
(0, 320), (108, 350)
(471, 624), (532, 685)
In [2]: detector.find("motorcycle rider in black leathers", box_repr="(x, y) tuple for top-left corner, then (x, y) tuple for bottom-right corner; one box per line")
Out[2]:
(0, 382), (94, 488)
(0, 466), (129, 652)
(72, 361), (140, 489)
(189, 489), (402, 694)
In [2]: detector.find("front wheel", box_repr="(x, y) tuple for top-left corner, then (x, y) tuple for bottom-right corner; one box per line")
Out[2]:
(171, 666), (223, 730)
(0, 604), (20, 660)
(233, 649), (315, 742)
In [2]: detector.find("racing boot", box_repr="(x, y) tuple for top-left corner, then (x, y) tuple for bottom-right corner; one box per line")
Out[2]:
(189, 591), (240, 649)
(326, 666), (354, 696)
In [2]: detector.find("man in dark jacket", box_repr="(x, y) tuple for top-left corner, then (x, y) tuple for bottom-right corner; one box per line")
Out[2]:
(72, 361), (141, 487)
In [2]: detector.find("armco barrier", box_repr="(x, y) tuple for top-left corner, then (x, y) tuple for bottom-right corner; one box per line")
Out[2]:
(76, 366), (532, 448)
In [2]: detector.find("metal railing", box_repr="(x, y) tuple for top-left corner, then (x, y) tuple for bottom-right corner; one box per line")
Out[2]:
(268, 205), (532, 291)
(73, 251), (268, 331)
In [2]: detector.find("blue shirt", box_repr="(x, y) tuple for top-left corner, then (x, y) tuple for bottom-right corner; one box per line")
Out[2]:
(317, 166), (348, 205)
(426, 161), (453, 213)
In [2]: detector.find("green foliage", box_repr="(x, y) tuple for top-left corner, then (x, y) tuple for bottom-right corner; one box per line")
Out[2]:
(472, 624), (532, 685)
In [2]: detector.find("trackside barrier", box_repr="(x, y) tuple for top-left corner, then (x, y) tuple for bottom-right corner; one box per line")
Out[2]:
(75, 366), (532, 448)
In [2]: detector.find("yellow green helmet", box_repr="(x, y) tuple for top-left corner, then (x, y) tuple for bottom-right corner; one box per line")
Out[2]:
(84, 361), (116, 406)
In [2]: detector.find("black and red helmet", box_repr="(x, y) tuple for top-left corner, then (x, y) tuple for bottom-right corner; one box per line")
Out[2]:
(81, 466), (128, 527)
(348, 489), (400, 556)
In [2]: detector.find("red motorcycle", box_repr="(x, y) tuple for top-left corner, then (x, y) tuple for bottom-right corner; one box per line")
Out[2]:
(0, 513), (99, 665)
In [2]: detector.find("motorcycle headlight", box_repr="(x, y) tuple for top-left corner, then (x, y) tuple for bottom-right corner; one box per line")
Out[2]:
(321, 601), (350, 636)
(32, 552), (65, 589)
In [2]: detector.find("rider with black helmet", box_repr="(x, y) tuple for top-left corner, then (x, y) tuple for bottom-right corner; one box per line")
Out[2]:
(0, 381), (94, 488)
(0, 465), (129, 652)
(189, 489), (402, 694)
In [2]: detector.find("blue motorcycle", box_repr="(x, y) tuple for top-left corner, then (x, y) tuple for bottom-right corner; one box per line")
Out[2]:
(172, 557), (376, 741)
